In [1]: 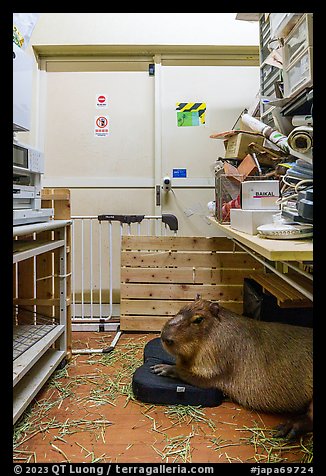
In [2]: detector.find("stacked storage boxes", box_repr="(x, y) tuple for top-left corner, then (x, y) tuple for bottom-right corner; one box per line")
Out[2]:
(230, 180), (280, 235)
(258, 13), (313, 125)
(282, 14), (313, 98)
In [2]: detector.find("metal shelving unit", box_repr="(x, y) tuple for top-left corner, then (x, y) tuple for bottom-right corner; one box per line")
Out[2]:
(259, 14), (282, 122)
(13, 219), (71, 424)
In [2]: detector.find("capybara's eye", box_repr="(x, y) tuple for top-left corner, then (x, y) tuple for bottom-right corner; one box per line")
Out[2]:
(193, 316), (204, 324)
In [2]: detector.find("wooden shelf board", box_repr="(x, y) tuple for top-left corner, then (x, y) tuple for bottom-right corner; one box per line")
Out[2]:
(13, 239), (65, 263)
(13, 325), (65, 386)
(208, 218), (313, 261)
(13, 349), (66, 424)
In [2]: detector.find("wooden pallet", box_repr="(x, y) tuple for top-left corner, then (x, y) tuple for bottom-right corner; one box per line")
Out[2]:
(249, 271), (313, 308)
(120, 235), (264, 331)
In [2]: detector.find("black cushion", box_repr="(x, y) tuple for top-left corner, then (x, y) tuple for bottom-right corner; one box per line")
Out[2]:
(132, 338), (224, 407)
(143, 337), (175, 364)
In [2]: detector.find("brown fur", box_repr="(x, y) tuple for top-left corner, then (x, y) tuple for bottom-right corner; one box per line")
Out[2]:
(151, 298), (313, 437)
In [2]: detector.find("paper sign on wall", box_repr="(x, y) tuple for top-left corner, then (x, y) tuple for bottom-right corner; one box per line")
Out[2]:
(173, 168), (187, 178)
(94, 116), (109, 137)
(176, 102), (206, 127)
(96, 94), (108, 109)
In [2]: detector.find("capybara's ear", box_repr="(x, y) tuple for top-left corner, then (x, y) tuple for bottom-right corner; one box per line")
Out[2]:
(195, 293), (201, 300)
(209, 301), (220, 318)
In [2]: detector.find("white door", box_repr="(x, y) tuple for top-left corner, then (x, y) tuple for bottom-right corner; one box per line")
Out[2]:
(40, 57), (259, 309)
(160, 64), (260, 236)
(42, 61), (155, 298)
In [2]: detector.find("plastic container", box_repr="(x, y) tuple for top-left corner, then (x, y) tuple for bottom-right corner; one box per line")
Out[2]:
(284, 47), (313, 98)
(283, 14), (313, 69)
(269, 13), (303, 39)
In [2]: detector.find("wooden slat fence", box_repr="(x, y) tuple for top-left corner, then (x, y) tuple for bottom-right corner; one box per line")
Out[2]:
(120, 236), (264, 331)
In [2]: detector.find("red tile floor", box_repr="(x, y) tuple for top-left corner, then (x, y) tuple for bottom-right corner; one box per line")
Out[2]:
(13, 332), (313, 464)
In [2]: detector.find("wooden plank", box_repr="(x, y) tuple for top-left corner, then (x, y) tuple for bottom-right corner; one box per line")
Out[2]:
(120, 283), (243, 301)
(249, 272), (313, 308)
(209, 218), (313, 261)
(287, 271), (313, 293)
(121, 297), (244, 316)
(121, 250), (260, 268)
(121, 235), (240, 251)
(41, 188), (70, 222)
(121, 299), (193, 316)
(220, 301), (243, 314)
(251, 273), (304, 302)
(53, 198), (71, 220)
(120, 300), (244, 331)
(36, 231), (54, 320)
(13, 240), (61, 253)
(13, 349), (66, 424)
(13, 298), (67, 306)
(41, 188), (70, 201)
(120, 316), (169, 332)
(13, 240), (65, 263)
(121, 266), (264, 285)
(41, 188), (72, 358)
(17, 251), (34, 317)
(253, 273), (297, 301)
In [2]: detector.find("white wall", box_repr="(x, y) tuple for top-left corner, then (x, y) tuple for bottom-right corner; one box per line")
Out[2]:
(13, 13), (260, 301)
(30, 13), (259, 46)
(17, 13), (259, 148)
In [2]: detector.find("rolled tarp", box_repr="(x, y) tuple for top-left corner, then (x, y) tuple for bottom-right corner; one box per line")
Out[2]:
(241, 113), (289, 154)
(287, 126), (313, 160)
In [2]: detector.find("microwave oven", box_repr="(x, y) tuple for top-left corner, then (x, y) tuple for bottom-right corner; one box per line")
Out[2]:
(13, 141), (44, 174)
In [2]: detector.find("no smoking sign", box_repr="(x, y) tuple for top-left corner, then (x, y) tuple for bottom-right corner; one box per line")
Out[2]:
(96, 116), (108, 128)
(94, 115), (109, 137)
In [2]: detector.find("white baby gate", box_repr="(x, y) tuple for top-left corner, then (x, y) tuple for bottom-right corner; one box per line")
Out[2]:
(71, 214), (178, 333)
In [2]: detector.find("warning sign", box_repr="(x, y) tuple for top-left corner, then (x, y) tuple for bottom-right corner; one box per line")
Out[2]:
(176, 102), (206, 127)
(96, 94), (108, 108)
(94, 115), (109, 137)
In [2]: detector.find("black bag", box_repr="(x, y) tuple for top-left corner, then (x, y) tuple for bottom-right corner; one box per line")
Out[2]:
(132, 338), (224, 407)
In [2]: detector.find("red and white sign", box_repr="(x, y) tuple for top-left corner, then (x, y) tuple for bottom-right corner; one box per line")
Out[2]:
(94, 115), (109, 137)
(96, 94), (108, 108)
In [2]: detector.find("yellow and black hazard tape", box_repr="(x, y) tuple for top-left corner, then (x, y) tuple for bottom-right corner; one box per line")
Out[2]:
(176, 102), (206, 125)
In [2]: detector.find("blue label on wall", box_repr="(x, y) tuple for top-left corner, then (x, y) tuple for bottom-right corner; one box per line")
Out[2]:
(173, 168), (187, 178)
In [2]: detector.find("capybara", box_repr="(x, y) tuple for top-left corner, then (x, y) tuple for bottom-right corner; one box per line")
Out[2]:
(151, 298), (313, 439)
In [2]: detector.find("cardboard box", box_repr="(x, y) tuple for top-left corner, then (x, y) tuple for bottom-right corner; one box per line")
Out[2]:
(230, 209), (277, 235)
(241, 180), (280, 210)
(225, 132), (264, 160)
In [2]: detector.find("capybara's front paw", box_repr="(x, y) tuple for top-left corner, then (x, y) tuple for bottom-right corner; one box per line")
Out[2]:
(150, 363), (177, 378)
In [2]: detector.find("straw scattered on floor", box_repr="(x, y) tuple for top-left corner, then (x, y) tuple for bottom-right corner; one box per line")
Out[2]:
(13, 334), (313, 463)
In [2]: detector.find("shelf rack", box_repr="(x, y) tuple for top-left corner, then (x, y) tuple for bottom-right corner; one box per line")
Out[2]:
(13, 218), (71, 424)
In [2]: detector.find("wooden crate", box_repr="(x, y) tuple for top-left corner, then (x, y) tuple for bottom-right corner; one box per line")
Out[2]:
(13, 188), (72, 359)
(120, 235), (264, 331)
